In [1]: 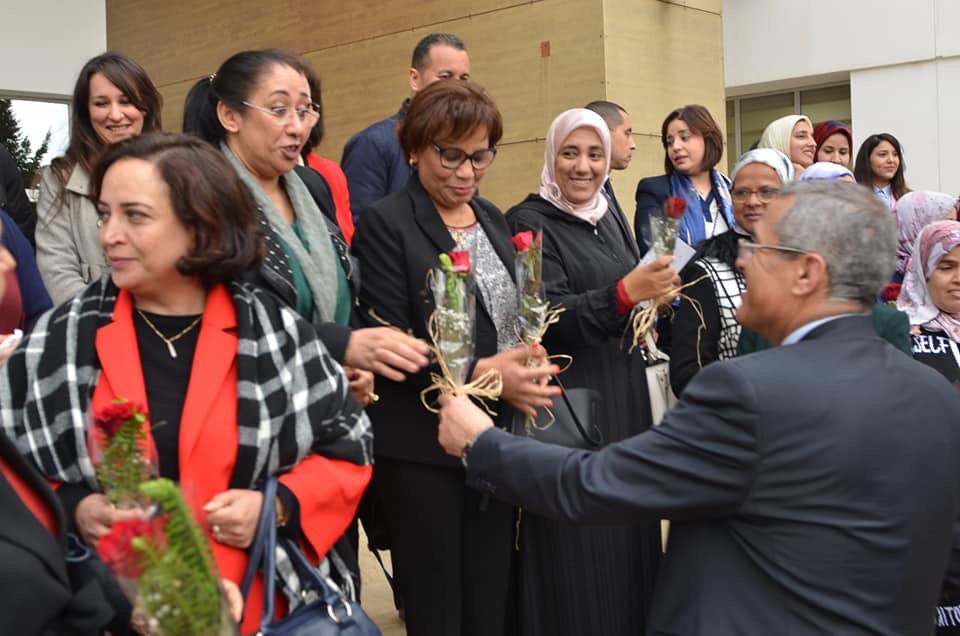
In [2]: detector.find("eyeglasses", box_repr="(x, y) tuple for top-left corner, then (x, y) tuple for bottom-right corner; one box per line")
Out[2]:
(731, 187), (780, 203)
(242, 101), (321, 124)
(432, 143), (497, 170)
(737, 238), (809, 260)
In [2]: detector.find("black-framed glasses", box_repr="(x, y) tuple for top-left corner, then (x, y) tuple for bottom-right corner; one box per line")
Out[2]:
(738, 238), (809, 260)
(731, 187), (780, 203)
(242, 101), (321, 124)
(432, 143), (497, 170)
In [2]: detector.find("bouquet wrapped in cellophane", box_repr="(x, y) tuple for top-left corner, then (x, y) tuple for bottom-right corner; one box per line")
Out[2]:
(512, 230), (563, 434)
(421, 250), (502, 412)
(628, 196), (688, 352)
(91, 400), (234, 635)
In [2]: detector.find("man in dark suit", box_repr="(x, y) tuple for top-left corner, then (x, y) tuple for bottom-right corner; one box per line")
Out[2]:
(341, 33), (470, 223)
(438, 179), (960, 634)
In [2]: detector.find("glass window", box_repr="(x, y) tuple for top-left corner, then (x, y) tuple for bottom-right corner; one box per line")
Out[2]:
(725, 83), (851, 173)
(800, 85), (851, 128)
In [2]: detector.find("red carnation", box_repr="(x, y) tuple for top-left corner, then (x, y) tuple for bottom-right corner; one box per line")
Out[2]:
(97, 518), (157, 578)
(881, 282), (902, 302)
(665, 196), (687, 219)
(449, 250), (471, 273)
(512, 230), (534, 252)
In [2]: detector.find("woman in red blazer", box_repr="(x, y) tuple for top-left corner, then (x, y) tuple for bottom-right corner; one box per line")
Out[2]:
(0, 133), (372, 635)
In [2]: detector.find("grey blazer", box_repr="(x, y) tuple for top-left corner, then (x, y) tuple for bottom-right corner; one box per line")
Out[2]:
(467, 315), (960, 635)
(36, 165), (109, 305)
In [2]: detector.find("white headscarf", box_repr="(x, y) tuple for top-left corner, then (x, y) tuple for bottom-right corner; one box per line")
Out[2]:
(758, 115), (813, 163)
(539, 108), (611, 225)
(730, 148), (795, 184)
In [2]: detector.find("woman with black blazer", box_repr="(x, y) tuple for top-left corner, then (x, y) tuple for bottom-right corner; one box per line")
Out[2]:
(352, 80), (558, 636)
(634, 104), (734, 252)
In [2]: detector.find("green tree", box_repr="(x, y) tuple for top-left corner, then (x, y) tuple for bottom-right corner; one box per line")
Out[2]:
(0, 98), (51, 186)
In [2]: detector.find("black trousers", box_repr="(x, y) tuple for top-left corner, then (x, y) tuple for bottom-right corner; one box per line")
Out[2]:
(375, 457), (516, 636)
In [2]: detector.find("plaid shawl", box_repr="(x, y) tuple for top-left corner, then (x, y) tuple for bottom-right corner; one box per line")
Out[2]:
(0, 277), (372, 489)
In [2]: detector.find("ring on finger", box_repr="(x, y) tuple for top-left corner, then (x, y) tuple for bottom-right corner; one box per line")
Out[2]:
(367, 392), (380, 404)
(212, 524), (222, 537)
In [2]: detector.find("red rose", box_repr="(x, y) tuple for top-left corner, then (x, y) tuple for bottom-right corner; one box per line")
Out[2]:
(449, 250), (471, 273)
(665, 196), (687, 219)
(94, 400), (146, 438)
(881, 282), (902, 302)
(512, 230), (534, 252)
(97, 518), (154, 577)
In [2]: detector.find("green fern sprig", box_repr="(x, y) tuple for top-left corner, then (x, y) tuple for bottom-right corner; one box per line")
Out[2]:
(134, 478), (227, 635)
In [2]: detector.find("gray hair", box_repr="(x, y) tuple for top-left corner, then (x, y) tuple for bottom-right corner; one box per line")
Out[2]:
(776, 180), (896, 306)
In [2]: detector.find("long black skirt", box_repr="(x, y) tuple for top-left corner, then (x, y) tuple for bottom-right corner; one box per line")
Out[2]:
(515, 511), (661, 636)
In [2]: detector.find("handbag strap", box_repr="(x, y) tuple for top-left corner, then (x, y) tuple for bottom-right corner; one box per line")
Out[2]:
(239, 477), (352, 629)
(554, 376), (603, 447)
(239, 476), (278, 625)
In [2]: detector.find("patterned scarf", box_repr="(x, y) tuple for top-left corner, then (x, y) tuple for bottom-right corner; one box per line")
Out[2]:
(893, 191), (958, 275)
(0, 276), (372, 490)
(222, 143), (338, 324)
(898, 220), (960, 342)
(668, 168), (734, 246)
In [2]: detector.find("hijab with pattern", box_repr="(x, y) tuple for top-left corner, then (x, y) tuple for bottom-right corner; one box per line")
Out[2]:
(539, 108), (610, 225)
(730, 148), (795, 185)
(898, 220), (960, 342)
(892, 191), (958, 275)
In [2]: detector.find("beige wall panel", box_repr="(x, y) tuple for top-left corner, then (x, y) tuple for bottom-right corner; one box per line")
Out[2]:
(601, 0), (726, 225)
(481, 140), (547, 212)
(658, 0), (721, 14)
(107, 1), (537, 88)
(106, 0), (724, 216)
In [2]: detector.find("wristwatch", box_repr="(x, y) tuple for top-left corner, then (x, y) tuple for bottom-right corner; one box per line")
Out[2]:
(460, 438), (474, 468)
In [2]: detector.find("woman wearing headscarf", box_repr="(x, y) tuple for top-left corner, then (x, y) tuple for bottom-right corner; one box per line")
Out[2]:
(506, 108), (678, 636)
(669, 149), (792, 395)
(898, 220), (960, 386)
(799, 161), (855, 182)
(903, 226), (960, 634)
(758, 114), (816, 178)
(812, 120), (853, 167)
(891, 191), (958, 285)
(633, 105), (734, 252)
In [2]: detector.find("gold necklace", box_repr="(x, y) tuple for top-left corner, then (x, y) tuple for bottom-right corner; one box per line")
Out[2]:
(135, 309), (202, 359)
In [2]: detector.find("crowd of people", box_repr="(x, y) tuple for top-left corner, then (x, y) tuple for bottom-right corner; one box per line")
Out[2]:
(0, 30), (958, 636)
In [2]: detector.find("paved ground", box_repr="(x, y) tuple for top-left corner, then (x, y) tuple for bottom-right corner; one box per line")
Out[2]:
(357, 529), (405, 636)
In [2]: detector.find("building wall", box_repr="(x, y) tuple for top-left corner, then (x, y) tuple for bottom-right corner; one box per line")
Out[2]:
(0, 0), (107, 98)
(106, 0), (725, 218)
(723, 0), (960, 193)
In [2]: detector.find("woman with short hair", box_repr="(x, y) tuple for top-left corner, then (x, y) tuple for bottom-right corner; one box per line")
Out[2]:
(634, 104), (734, 251)
(352, 79), (559, 636)
(1, 133), (372, 635)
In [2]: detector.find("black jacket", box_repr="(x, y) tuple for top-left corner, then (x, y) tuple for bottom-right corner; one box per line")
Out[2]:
(353, 175), (517, 466)
(0, 432), (115, 634)
(506, 194), (652, 442)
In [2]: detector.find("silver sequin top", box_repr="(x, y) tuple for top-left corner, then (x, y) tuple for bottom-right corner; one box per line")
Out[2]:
(450, 223), (519, 352)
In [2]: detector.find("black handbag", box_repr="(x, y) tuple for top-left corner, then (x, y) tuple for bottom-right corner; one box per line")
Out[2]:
(513, 378), (603, 448)
(240, 477), (381, 635)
